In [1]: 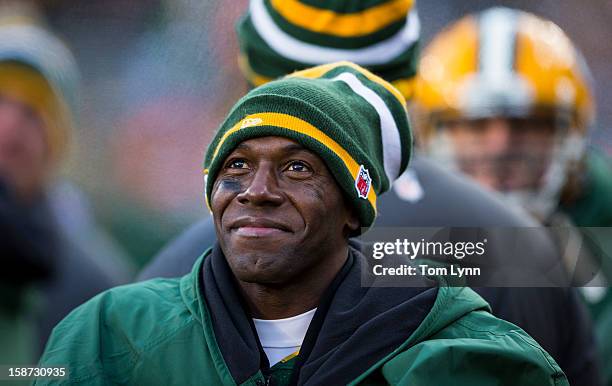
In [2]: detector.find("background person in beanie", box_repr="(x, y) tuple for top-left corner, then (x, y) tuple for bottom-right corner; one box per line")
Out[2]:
(0, 13), (134, 358)
(138, 2), (600, 384)
(37, 63), (568, 385)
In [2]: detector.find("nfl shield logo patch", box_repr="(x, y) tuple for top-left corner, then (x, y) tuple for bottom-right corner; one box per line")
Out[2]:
(355, 165), (372, 199)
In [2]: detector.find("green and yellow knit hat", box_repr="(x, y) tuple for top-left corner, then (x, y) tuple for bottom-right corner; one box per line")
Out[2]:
(204, 62), (412, 231)
(236, 0), (420, 99)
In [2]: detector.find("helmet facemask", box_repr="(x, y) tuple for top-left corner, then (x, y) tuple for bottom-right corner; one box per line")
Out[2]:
(424, 107), (585, 220)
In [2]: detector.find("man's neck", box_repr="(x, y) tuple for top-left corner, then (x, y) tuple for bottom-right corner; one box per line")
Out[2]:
(237, 246), (349, 320)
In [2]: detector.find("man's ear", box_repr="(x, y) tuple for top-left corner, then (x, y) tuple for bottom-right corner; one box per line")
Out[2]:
(344, 206), (360, 238)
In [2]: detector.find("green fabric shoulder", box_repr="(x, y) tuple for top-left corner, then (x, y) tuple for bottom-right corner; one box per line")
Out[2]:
(0, 284), (37, 366)
(352, 286), (568, 386)
(35, 257), (233, 386)
(562, 150), (612, 227)
(596, 301), (612, 386)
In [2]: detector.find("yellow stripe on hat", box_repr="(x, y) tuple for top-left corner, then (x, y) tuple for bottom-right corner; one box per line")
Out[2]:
(207, 112), (378, 211)
(290, 61), (407, 108)
(270, 0), (413, 38)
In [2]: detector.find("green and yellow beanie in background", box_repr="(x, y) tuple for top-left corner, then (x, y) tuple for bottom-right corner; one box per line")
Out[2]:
(204, 62), (412, 231)
(0, 62), (70, 161)
(0, 17), (80, 162)
(236, 0), (420, 99)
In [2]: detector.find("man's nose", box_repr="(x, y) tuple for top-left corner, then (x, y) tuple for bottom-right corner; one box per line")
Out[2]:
(0, 99), (30, 140)
(484, 118), (513, 154)
(236, 164), (284, 207)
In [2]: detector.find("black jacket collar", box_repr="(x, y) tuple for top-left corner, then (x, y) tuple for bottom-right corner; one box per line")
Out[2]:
(200, 242), (438, 385)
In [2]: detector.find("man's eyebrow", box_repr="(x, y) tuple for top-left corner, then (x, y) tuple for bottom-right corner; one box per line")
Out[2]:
(282, 144), (307, 153)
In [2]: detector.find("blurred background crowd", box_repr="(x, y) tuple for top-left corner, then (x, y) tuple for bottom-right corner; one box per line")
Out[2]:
(1, 0), (611, 379)
(7, 0), (611, 267)
(24, 0), (612, 265)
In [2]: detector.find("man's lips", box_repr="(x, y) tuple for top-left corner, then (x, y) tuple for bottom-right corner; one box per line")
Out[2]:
(229, 217), (292, 237)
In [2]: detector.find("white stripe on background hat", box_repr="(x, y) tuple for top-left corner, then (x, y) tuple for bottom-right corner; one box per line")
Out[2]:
(249, 0), (421, 65)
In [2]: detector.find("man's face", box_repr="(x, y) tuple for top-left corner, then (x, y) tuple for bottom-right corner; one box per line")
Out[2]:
(440, 117), (558, 192)
(210, 136), (358, 285)
(0, 94), (49, 200)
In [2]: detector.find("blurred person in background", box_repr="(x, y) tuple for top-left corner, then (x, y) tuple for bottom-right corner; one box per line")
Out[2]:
(138, 1), (601, 384)
(41, 0), (242, 268)
(413, 7), (612, 384)
(0, 2), (134, 360)
(1, 0), (214, 269)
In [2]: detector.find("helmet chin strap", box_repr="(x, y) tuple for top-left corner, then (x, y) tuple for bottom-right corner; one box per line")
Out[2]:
(502, 190), (558, 222)
(522, 132), (586, 220)
(424, 131), (462, 174)
(425, 130), (586, 221)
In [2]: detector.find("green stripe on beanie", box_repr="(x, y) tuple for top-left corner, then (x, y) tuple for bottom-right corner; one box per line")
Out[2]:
(296, 0), (405, 13)
(204, 62), (412, 232)
(236, 0), (420, 96)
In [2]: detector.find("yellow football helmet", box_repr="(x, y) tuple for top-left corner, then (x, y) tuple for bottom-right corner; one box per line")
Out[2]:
(414, 7), (596, 218)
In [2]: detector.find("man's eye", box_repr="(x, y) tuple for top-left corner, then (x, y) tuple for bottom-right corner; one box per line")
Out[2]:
(287, 161), (310, 172)
(227, 159), (248, 169)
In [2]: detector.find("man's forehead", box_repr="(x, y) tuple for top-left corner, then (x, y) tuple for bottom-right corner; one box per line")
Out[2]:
(232, 136), (309, 154)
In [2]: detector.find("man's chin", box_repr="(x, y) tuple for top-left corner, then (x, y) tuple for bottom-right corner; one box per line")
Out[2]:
(226, 253), (295, 285)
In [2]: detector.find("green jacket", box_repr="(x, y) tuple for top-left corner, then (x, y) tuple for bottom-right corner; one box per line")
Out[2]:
(562, 151), (612, 287)
(0, 285), (36, 366)
(562, 151), (612, 229)
(561, 150), (612, 385)
(596, 301), (612, 386)
(37, 246), (567, 386)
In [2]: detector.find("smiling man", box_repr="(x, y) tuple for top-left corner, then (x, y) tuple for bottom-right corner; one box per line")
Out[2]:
(37, 62), (567, 385)
(211, 135), (360, 326)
